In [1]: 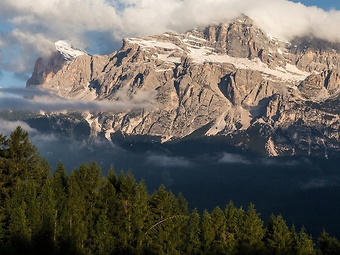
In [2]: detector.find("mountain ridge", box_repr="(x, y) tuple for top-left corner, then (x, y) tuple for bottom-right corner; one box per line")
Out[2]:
(25, 15), (340, 157)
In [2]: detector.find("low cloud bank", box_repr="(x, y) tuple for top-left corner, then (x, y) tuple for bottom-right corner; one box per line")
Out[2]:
(300, 177), (340, 190)
(146, 154), (194, 168)
(0, 119), (36, 136)
(218, 153), (251, 164)
(0, 87), (155, 113)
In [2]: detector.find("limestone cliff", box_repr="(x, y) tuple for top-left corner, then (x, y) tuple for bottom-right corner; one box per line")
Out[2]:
(26, 15), (340, 157)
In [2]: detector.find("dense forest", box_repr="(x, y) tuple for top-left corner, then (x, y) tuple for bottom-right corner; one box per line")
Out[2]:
(0, 127), (340, 255)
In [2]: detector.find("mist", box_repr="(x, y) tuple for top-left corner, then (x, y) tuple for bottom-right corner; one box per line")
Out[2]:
(0, 87), (156, 112)
(0, 118), (36, 136)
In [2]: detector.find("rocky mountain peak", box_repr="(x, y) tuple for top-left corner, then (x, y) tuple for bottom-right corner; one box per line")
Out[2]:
(54, 40), (87, 62)
(25, 15), (340, 157)
(26, 40), (88, 87)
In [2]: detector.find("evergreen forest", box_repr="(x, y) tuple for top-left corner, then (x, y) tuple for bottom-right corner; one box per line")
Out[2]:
(1, 127), (340, 255)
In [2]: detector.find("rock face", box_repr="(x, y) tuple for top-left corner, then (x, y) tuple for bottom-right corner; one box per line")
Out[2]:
(26, 15), (340, 157)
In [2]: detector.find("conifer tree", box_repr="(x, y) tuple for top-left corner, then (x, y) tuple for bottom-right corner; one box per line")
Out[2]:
(146, 185), (185, 254)
(211, 206), (227, 254)
(49, 162), (70, 252)
(90, 175), (117, 255)
(33, 180), (57, 254)
(264, 214), (292, 255)
(186, 208), (202, 255)
(67, 169), (87, 254)
(201, 210), (214, 254)
(114, 171), (137, 253)
(318, 230), (340, 255)
(296, 227), (315, 255)
(107, 167), (118, 188)
(6, 183), (32, 253)
(91, 212), (114, 255)
(237, 203), (265, 255)
(132, 181), (149, 252)
(0, 127), (49, 203)
(224, 201), (241, 254)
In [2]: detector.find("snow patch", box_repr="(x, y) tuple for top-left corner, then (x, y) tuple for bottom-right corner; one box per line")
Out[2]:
(55, 40), (86, 61)
(128, 38), (181, 51)
(157, 54), (181, 63)
(128, 36), (310, 82)
(187, 46), (309, 81)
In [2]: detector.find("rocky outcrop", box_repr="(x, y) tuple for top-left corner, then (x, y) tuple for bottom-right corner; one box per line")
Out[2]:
(26, 15), (340, 157)
(26, 52), (66, 87)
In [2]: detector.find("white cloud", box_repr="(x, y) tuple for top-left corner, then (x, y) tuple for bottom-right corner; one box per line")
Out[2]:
(0, 96), (154, 113)
(146, 154), (193, 168)
(218, 152), (250, 164)
(300, 177), (340, 190)
(1, 0), (340, 79)
(0, 86), (156, 112)
(0, 119), (37, 136)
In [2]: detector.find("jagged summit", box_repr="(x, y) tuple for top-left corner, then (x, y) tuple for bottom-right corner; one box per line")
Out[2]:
(54, 40), (87, 62)
(26, 15), (340, 157)
(26, 40), (88, 87)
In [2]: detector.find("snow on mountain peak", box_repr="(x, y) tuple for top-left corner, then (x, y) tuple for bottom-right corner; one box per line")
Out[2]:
(54, 40), (87, 61)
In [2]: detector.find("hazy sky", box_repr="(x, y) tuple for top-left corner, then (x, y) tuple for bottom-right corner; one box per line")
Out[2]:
(0, 0), (339, 89)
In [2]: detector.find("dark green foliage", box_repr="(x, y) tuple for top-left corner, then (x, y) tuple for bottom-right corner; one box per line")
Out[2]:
(318, 230), (340, 255)
(0, 127), (339, 254)
(264, 214), (292, 255)
(201, 210), (214, 253)
(237, 203), (265, 254)
(0, 127), (49, 202)
(186, 209), (201, 255)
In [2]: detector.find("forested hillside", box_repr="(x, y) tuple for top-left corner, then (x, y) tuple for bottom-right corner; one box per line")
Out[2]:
(0, 127), (340, 255)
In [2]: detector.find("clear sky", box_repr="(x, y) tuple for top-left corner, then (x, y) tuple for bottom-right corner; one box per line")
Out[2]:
(0, 0), (339, 89)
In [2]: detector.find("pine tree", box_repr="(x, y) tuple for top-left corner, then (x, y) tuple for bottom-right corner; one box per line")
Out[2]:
(264, 214), (292, 255)
(186, 209), (202, 255)
(211, 206), (227, 254)
(8, 201), (31, 253)
(6, 183), (32, 253)
(201, 210), (215, 254)
(50, 162), (70, 253)
(237, 203), (265, 255)
(33, 180), (57, 254)
(296, 227), (315, 255)
(85, 175), (117, 255)
(146, 185), (183, 254)
(107, 167), (118, 188)
(114, 171), (137, 253)
(176, 192), (189, 215)
(132, 181), (149, 253)
(66, 169), (87, 254)
(318, 230), (340, 255)
(224, 201), (241, 254)
(91, 212), (114, 255)
(0, 127), (49, 201)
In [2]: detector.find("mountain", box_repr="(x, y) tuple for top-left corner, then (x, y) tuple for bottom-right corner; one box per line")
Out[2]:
(26, 15), (340, 157)
(26, 40), (87, 88)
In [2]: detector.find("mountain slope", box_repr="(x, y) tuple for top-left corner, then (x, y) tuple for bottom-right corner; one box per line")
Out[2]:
(26, 15), (340, 157)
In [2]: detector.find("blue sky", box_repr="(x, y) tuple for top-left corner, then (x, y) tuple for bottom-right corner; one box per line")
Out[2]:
(0, 0), (339, 89)
(292, 0), (340, 10)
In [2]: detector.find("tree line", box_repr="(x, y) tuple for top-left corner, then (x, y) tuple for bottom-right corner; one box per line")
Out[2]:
(0, 126), (340, 255)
